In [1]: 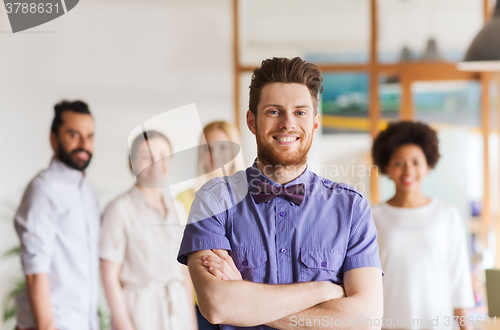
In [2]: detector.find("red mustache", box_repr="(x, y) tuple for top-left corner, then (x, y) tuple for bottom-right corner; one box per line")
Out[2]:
(269, 130), (303, 137)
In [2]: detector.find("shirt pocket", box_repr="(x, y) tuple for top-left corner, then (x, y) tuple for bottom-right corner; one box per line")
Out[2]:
(231, 247), (268, 283)
(300, 248), (344, 284)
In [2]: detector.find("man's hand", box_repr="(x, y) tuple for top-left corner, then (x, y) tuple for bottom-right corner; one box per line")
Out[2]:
(188, 250), (342, 326)
(266, 267), (382, 330)
(202, 249), (242, 281)
(202, 250), (346, 300)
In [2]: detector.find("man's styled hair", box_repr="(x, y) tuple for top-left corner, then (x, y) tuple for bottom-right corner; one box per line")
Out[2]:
(371, 120), (440, 175)
(51, 100), (92, 134)
(249, 57), (323, 116)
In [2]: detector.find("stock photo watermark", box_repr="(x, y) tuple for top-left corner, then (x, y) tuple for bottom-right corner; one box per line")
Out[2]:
(290, 315), (498, 328)
(4, 0), (79, 33)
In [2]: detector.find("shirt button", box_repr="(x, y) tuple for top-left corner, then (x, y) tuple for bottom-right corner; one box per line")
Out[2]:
(321, 261), (327, 267)
(280, 248), (286, 253)
(279, 212), (286, 217)
(242, 260), (248, 267)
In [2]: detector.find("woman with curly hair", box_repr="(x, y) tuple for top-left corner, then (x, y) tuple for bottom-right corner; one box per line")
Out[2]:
(371, 121), (475, 330)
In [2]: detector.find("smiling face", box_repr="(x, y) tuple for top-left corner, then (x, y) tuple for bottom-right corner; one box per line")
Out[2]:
(247, 82), (320, 167)
(50, 111), (94, 171)
(385, 144), (430, 193)
(132, 137), (172, 187)
(203, 128), (234, 172)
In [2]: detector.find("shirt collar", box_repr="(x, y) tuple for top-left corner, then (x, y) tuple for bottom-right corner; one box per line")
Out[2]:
(130, 185), (153, 209)
(130, 185), (173, 217)
(246, 158), (311, 194)
(49, 157), (86, 186)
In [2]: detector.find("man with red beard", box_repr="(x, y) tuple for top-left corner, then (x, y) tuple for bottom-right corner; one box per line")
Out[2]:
(14, 101), (100, 330)
(178, 57), (383, 330)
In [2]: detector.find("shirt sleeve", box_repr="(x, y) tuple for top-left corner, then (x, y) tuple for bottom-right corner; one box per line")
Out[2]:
(343, 194), (383, 274)
(14, 180), (58, 275)
(99, 200), (127, 264)
(177, 186), (232, 265)
(447, 208), (475, 308)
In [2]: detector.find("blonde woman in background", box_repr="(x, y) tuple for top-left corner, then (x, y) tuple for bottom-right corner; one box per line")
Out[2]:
(177, 120), (245, 214)
(176, 121), (245, 330)
(100, 130), (197, 330)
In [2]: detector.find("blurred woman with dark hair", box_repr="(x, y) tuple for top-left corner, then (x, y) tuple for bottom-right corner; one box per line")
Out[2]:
(371, 121), (474, 330)
(100, 130), (197, 330)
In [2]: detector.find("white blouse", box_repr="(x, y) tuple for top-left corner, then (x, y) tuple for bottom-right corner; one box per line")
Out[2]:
(372, 199), (475, 330)
(100, 185), (192, 330)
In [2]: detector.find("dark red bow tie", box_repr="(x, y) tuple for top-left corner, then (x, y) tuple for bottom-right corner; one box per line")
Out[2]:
(253, 181), (305, 206)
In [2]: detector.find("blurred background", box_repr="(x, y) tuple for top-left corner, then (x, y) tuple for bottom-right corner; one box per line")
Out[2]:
(1, 0), (500, 328)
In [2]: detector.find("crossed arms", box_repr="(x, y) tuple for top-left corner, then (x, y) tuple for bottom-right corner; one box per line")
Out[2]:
(187, 249), (383, 330)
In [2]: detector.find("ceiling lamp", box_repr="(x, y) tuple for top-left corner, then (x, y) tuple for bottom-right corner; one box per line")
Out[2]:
(421, 38), (443, 62)
(399, 46), (413, 62)
(457, 0), (500, 71)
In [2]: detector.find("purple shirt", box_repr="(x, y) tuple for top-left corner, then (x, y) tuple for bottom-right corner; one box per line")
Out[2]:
(178, 161), (382, 330)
